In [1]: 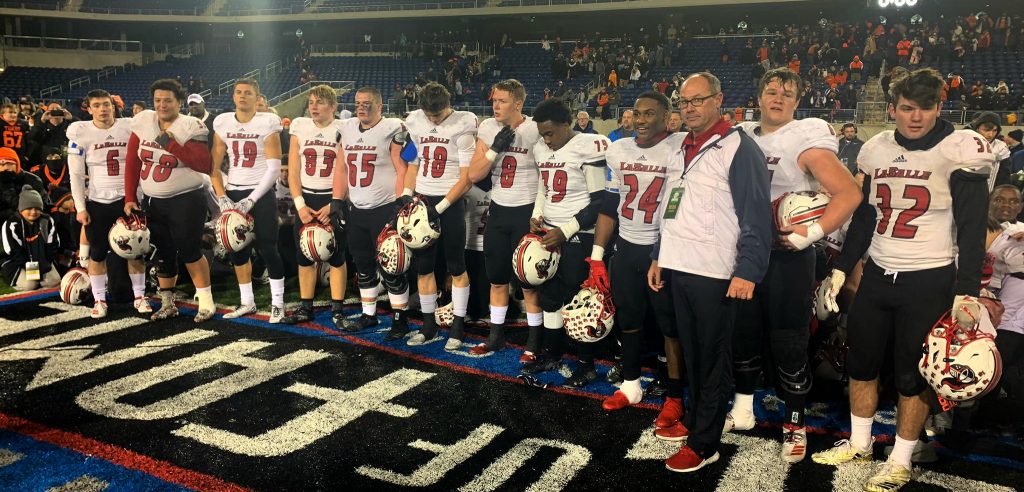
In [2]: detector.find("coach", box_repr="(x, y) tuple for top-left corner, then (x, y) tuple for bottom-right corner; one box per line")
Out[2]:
(647, 72), (772, 473)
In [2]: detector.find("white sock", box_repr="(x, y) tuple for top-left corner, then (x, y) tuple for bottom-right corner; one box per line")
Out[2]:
(420, 292), (437, 314)
(526, 311), (543, 327)
(451, 285), (470, 317)
(621, 378), (643, 403)
(129, 273), (146, 298)
(733, 393), (754, 416)
(269, 277), (285, 308)
(850, 413), (874, 451)
(890, 435), (917, 469)
(89, 274), (107, 303)
(490, 304), (508, 325)
(239, 282), (255, 306)
(388, 288), (409, 308)
(543, 310), (563, 329)
(360, 287), (377, 315)
(196, 286), (214, 311)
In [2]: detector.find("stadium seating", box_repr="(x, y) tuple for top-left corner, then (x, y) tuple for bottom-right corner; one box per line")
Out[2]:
(0, 0), (64, 9)
(219, 0), (306, 15)
(79, 0), (209, 14)
(0, 66), (95, 103)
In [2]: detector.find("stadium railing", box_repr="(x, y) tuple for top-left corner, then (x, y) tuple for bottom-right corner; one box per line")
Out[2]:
(268, 80), (355, 106)
(2, 35), (142, 52)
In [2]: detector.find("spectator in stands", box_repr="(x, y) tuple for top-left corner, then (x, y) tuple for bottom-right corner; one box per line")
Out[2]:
(836, 123), (863, 174)
(667, 110), (682, 133)
(27, 107), (70, 173)
(554, 80), (568, 99)
(595, 89), (610, 120)
(849, 55), (864, 82)
(629, 64), (641, 88)
(608, 109), (635, 142)
(573, 111), (596, 134)
(17, 97), (34, 125)
(722, 111), (735, 126)
(1006, 129), (1023, 157)
(2, 103), (31, 167)
(132, 101), (146, 116)
(608, 88), (621, 121)
(0, 184), (60, 291)
(608, 69), (618, 89)
(788, 54), (801, 74)
(187, 94), (215, 146)
(0, 148), (47, 223)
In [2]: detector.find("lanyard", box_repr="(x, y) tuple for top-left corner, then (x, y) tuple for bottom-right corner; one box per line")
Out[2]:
(681, 131), (729, 180)
(44, 164), (66, 189)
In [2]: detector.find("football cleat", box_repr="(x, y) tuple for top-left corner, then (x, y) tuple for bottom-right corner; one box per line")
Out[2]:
(385, 315), (409, 341)
(269, 305), (285, 324)
(655, 422), (690, 442)
(281, 305), (313, 325)
(90, 301), (108, 319)
(781, 424), (807, 463)
(444, 337), (463, 351)
(606, 361), (624, 384)
(194, 308), (214, 323)
(656, 397), (685, 429)
(223, 304), (257, 319)
(512, 234), (560, 287)
(134, 297), (153, 314)
(723, 412), (756, 432)
(863, 460), (912, 492)
(469, 343), (496, 355)
(666, 447), (717, 473)
(644, 377), (668, 399)
(520, 356), (560, 375)
(406, 332), (440, 345)
(152, 304), (178, 320)
(563, 364), (597, 388)
(602, 391), (633, 411)
(811, 439), (874, 466)
(343, 313), (379, 332)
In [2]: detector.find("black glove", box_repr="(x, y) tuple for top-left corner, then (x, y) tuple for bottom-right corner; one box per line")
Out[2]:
(490, 126), (516, 154)
(330, 199), (348, 231)
(427, 201), (441, 221)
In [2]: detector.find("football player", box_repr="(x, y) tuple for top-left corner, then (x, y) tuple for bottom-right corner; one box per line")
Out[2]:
(68, 89), (152, 318)
(401, 82), (478, 349)
(520, 98), (608, 387)
(333, 86), (410, 334)
(593, 91), (688, 427)
(283, 85), (352, 325)
(812, 68), (994, 492)
(211, 78), (288, 322)
(124, 78), (215, 322)
(465, 79), (543, 357)
(726, 68), (861, 463)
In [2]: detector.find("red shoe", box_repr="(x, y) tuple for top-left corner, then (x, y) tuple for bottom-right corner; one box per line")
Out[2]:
(655, 397), (684, 429)
(666, 446), (719, 473)
(654, 421), (689, 442)
(519, 351), (536, 364)
(602, 390), (632, 411)
(469, 343), (493, 355)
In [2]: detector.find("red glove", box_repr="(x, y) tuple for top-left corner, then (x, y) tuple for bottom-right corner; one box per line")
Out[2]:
(584, 257), (610, 293)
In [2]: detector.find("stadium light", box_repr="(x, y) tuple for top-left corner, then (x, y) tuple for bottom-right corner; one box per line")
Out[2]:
(877, 0), (918, 7)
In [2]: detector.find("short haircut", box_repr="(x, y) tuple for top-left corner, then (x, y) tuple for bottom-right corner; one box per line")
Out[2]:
(132, 100), (146, 109)
(635, 90), (671, 111)
(533, 98), (572, 125)
(233, 78), (260, 94)
(355, 86), (382, 104)
(841, 123), (857, 131)
(308, 85), (338, 106)
(577, 111), (589, 119)
(889, 68), (944, 109)
(684, 71), (722, 95)
(1, 103), (17, 113)
(85, 89), (113, 105)
(491, 79), (526, 103)
(670, 110), (682, 117)
(149, 78), (186, 102)
(992, 184), (1022, 200)
(419, 83), (451, 114)
(759, 67), (803, 96)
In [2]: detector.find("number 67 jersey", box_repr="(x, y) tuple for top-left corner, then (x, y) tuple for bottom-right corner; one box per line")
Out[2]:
(606, 133), (686, 245)
(858, 128), (993, 272)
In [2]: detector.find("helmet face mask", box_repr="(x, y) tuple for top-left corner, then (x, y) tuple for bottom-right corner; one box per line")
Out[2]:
(396, 196), (440, 249)
(376, 224), (411, 275)
(108, 213), (151, 260)
(215, 210), (255, 254)
(512, 234), (560, 287)
(299, 222), (336, 263)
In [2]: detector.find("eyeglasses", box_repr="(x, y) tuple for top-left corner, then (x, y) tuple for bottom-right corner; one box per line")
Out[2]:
(679, 93), (720, 108)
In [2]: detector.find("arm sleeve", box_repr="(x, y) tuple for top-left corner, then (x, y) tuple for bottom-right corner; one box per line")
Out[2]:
(834, 175), (875, 274)
(951, 169), (990, 296)
(44, 216), (60, 260)
(124, 133), (141, 204)
(457, 133), (476, 168)
(729, 137), (773, 283)
(246, 158), (281, 203)
(68, 146), (88, 211)
(165, 139), (212, 174)
(531, 177), (545, 219)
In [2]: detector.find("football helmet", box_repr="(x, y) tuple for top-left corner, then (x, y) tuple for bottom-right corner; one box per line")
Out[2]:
(59, 267), (92, 305)
(215, 210), (255, 254)
(512, 234), (560, 287)
(772, 191), (830, 231)
(315, 262), (330, 287)
(563, 287), (615, 343)
(396, 196), (440, 249)
(434, 302), (454, 328)
(376, 224), (412, 275)
(299, 222), (337, 263)
(108, 213), (150, 260)
(920, 299), (1002, 402)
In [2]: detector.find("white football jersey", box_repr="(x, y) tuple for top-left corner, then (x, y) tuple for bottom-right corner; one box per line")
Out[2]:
(340, 117), (405, 209)
(130, 111), (209, 198)
(738, 118), (838, 200)
(464, 185), (490, 252)
(477, 117), (541, 207)
(405, 109), (478, 197)
(534, 133), (610, 229)
(67, 118), (132, 204)
(606, 132), (686, 245)
(987, 138), (1012, 191)
(214, 112), (282, 190)
(859, 129), (994, 272)
(289, 117), (342, 194)
(986, 221), (1024, 290)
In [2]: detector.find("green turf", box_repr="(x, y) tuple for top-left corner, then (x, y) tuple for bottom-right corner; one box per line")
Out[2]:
(0, 283), (15, 296)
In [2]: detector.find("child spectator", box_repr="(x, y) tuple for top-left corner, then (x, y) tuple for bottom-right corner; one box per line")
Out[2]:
(1, 185), (60, 291)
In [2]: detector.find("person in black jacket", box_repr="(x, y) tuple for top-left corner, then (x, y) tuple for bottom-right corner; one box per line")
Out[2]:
(837, 123), (864, 174)
(27, 107), (72, 170)
(0, 185), (60, 291)
(0, 147), (50, 222)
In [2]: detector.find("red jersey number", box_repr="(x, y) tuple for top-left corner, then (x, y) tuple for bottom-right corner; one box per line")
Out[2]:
(541, 169), (568, 203)
(620, 175), (665, 224)
(231, 140), (257, 168)
(303, 148), (336, 178)
(139, 149), (177, 183)
(420, 145), (448, 178)
(105, 150), (119, 177)
(875, 183), (931, 239)
(346, 153), (376, 187)
(499, 155), (517, 188)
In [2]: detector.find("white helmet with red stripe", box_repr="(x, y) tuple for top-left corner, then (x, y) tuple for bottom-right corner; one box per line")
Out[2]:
(512, 233), (560, 287)
(919, 297), (1002, 402)
(376, 224), (411, 276)
(315, 262), (330, 287)
(108, 213), (151, 260)
(563, 286), (615, 343)
(396, 196), (440, 249)
(434, 302), (454, 328)
(772, 191), (830, 231)
(299, 222), (337, 263)
(59, 267), (92, 305)
(215, 210), (255, 254)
